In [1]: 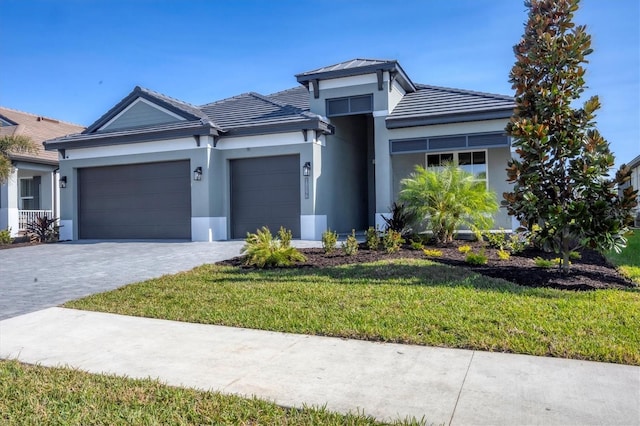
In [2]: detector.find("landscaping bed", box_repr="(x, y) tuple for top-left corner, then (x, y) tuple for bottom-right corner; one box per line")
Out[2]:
(219, 239), (636, 291)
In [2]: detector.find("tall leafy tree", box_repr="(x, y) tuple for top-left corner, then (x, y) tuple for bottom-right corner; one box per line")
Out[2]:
(0, 134), (37, 184)
(504, 0), (637, 272)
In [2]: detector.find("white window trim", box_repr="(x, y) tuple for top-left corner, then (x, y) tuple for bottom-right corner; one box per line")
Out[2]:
(19, 177), (35, 210)
(425, 149), (489, 188)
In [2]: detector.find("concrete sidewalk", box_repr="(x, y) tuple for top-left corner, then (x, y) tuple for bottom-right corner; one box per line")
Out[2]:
(1, 308), (638, 425)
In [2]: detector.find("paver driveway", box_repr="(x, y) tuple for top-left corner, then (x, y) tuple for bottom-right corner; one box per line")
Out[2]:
(0, 240), (248, 320)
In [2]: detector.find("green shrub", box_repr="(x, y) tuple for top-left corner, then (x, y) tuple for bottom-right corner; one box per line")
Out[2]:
(423, 248), (442, 257)
(241, 226), (306, 268)
(382, 229), (404, 253)
(321, 229), (338, 254)
(409, 239), (424, 250)
(466, 251), (488, 265)
(458, 245), (472, 254)
(497, 249), (511, 261)
(482, 228), (530, 254)
(25, 216), (59, 243)
(533, 257), (555, 269)
(365, 226), (380, 251)
(399, 163), (498, 245)
(342, 230), (359, 256)
(0, 228), (12, 245)
(569, 251), (582, 260)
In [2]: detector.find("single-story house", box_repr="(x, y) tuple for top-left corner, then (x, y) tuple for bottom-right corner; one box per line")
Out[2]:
(625, 154), (640, 227)
(44, 58), (515, 241)
(0, 107), (84, 236)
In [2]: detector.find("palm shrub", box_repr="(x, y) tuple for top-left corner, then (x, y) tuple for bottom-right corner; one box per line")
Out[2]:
(241, 226), (306, 268)
(382, 202), (416, 237)
(25, 216), (59, 243)
(399, 163), (498, 244)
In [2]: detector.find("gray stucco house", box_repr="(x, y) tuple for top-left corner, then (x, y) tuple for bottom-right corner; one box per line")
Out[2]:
(44, 58), (515, 241)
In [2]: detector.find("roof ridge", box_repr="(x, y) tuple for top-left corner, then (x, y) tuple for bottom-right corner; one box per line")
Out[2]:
(415, 84), (513, 100)
(0, 106), (84, 127)
(136, 86), (202, 110)
(248, 92), (319, 119)
(199, 92), (256, 108)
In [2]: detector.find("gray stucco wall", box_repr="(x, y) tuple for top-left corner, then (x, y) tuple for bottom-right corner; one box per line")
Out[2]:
(102, 101), (182, 131)
(318, 116), (370, 233)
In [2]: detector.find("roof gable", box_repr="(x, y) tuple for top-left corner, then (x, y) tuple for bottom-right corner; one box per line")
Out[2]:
(84, 86), (212, 134)
(100, 97), (185, 132)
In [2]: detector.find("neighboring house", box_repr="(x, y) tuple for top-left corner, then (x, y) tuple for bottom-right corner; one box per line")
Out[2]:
(0, 107), (84, 237)
(44, 58), (515, 241)
(625, 154), (640, 227)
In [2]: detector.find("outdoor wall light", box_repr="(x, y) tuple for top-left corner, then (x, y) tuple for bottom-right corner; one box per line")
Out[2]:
(303, 162), (311, 177)
(193, 167), (203, 181)
(59, 176), (67, 188)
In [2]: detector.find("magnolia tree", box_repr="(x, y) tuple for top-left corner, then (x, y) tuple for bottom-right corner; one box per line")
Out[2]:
(504, 0), (638, 272)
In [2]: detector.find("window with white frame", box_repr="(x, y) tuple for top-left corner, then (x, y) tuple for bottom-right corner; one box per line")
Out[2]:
(426, 150), (487, 186)
(19, 178), (39, 210)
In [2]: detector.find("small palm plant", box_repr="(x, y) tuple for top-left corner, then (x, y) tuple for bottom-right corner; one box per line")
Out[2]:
(399, 163), (498, 244)
(25, 215), (59, 243)
(241, 226), (306, 268)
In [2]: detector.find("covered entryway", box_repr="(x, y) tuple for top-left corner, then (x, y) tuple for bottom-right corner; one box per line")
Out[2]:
(230, 155), (300, 239)
(78, 161), (191, 239)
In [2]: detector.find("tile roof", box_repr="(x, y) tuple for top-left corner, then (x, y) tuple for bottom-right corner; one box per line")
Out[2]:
(0, 107), (84, 164)
(296, 58), (395, 76)
(386, 84), (515, 127)
(266, 86), (310, 111)
(199, 91), (323, 135)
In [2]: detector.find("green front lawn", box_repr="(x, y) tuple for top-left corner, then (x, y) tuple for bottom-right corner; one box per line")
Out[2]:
(606, 229), (640, 283)
(0, 360), (408, 425)
(66, 259), (640, 365)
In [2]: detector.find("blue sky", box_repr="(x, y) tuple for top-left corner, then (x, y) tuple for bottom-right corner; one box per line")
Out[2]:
(1, 0), (638, 168)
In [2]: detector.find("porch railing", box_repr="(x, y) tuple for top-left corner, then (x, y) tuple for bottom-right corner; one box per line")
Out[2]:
(19, 210), (53, 230)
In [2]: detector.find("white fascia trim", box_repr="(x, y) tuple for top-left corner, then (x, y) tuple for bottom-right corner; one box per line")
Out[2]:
(319, 74), (379, 90)
(100, 97), (186, 131)
(391, 78), (406, 96)
(373, 110), (389, 118)
(216, 132), (305, 150)
(64, 136), (199, 160)
(192, 217), (227, 241)
(59, 219), (73, 241)
(300, 215), (327, 241)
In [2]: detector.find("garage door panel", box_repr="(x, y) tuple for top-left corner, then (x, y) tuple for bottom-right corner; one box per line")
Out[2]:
(78, 161), (191, 239)
(231, 155), (300, 239)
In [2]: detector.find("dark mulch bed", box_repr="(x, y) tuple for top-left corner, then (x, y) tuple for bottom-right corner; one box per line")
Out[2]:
(219, 240), (636, 291)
